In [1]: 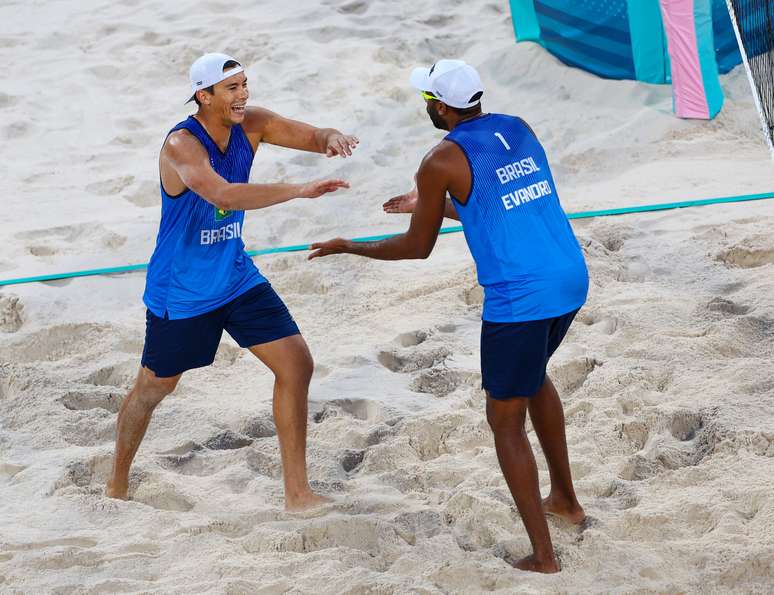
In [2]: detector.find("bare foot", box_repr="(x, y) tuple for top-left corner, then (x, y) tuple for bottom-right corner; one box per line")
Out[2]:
(105, 478), (128, 500)
(543, 493), (586, 525)
(512, 553), (560, 574)
(285, 491), (332, 512)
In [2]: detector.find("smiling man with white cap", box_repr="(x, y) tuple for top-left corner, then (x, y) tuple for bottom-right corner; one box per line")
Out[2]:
(106, 52), (359, 512)
(310, 59), (589, 572)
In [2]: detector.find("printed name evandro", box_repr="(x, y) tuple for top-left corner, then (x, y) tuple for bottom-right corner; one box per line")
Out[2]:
(494, 156), (551, 211)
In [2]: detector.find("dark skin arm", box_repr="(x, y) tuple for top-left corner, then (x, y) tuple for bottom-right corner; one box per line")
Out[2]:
(308, 140), (470, 260)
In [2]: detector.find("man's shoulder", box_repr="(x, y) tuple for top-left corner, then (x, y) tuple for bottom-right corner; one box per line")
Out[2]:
(161, 128), (207, 164)
(164, 128), (198, 151)
(242, 106), (275, 134)
(419, 140), (467, 179)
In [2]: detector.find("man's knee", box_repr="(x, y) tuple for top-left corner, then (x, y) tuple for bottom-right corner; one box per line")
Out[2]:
(486, 394), (528, 433)
(282, 348), (314, 386)
(136, 367), (181, 407)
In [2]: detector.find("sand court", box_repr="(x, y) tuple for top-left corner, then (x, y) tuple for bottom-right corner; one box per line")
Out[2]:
(1, 0), (774, 592)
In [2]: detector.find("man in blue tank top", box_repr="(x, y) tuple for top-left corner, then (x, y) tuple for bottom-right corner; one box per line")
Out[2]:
(107, 53), (358, 512)
(310, 60), (587, 572)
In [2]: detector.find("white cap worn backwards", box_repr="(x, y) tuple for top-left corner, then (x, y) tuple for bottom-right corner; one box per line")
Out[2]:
(186, 52), (244, 103)
(410, 59), (484, 109)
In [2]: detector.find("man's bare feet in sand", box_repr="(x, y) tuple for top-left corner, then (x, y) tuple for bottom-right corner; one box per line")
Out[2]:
(512, 553), (560, 574)
(285, 490), (332, 512)
(543, 493), (586, 525)
(105, 479), (128, 500)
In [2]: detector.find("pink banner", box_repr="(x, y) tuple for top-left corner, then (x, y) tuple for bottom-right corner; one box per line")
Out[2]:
(660, 0), (711, 119)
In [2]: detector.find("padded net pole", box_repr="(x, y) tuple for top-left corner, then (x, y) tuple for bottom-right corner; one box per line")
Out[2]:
(725, 0), (774, 160)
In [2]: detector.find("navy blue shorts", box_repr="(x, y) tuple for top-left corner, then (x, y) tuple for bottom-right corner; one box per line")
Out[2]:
(481, 309), (579, 399)
(141, 282), (300, 378)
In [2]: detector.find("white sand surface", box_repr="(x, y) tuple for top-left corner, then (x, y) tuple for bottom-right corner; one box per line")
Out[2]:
(1, 0), (774, 593)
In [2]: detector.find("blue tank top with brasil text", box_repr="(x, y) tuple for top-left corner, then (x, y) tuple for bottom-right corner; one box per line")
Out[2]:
(445, 113), (588, 322)
(143, 116), (265, 319)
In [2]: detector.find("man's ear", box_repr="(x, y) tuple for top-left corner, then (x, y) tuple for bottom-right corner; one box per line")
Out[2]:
(436, 102), (449, 116)
(196, 89), (211, 106)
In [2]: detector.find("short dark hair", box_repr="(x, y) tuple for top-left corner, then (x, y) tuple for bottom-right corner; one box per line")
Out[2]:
(193, 60), (242, 107)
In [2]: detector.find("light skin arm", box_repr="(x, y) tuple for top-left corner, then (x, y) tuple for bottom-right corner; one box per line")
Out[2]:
(165, 132), (349, 212)
(309, 150), (448, 260)
(383, 183), (460, 220)
(243, 107), (359, 157)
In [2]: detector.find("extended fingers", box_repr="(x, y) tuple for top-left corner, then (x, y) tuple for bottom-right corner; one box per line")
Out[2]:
(327, 135), (359, 158)
(325, 179), (350, 191)
(383, 197), (401, 212)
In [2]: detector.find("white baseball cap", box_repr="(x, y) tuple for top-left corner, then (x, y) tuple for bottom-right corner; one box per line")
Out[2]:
(410, 59), (484, 109)
(186, 53), (244, 103)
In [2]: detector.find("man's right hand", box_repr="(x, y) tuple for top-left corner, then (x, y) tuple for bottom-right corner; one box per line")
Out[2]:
(299, 178), (350, 199)
(382, 185), (418, 214)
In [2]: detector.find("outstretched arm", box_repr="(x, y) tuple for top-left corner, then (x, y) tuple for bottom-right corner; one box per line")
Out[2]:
(309, 152), (448, 261)
(243, 107), (359, 157)
(383, 185), (460, 221)
(166, 131), (349, 211)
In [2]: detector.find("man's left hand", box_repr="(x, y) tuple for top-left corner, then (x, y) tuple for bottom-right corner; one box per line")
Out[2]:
(308, 238), (352, 259)
(325, 133), (359, 158)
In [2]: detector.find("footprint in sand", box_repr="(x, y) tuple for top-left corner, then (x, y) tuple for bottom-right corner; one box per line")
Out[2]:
(717, 244), (774, 269)
(131, 477), (195, 512)
(239, 414), (277, 439)
(157, 431), (254, 476)
(377, 345), (451, 373)
(335, 0), (369, 15)
(85, 175), (135, 196)
(618, 409), (721, 481)
(0, 323), (111, 364)
(396, 329), (429, 347)
(410, 367), (477, 398)
(392, 510), (443, 545)
(123, 180), (159, 208)
(550, 357), (602, 394)
(84, 360), (138, 388)
(596, 479), (640, 510)
(706, 297), (750, 316)
(17, 224), (127, 254)
(203, 430), (254, 451)
(52, 453), (114, 494)
(298, 516), (399, 555)
(273, 270), (330, 295)
(0, 462), (27, 480)
(56, 452), (194, 511)
(618, 420), (650, 451)
(312, 398), (388, 423)
(340, 449), (365, 472)
(0, 294), (24, 333)
(58, 388), (123, 413)
(576, 310), (619, 335)
(3, 121), (30, 140)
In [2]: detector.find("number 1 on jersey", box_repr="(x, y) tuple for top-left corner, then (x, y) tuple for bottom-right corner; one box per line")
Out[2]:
(494, 132), (511, 150)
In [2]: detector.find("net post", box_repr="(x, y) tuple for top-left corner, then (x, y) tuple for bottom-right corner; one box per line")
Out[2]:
(725, 0), (774, 162)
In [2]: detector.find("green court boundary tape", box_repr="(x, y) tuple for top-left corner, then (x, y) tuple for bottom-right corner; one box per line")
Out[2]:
(2, 190), (773, 287)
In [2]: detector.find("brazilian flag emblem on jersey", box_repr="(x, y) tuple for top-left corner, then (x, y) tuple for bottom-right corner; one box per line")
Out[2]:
(215, 207), (233, 221)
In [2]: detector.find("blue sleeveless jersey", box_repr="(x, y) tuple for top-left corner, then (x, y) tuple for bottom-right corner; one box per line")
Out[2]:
(143, 116), (265, 319)
(445, 114), (588, 322)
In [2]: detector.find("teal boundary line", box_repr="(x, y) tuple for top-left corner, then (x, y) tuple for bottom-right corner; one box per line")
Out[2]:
(2, 191), (773, 287)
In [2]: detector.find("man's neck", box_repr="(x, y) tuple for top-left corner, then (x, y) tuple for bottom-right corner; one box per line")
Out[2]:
(447, 110), (484, 132)
(193, 111), (232, 150)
